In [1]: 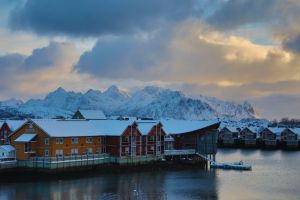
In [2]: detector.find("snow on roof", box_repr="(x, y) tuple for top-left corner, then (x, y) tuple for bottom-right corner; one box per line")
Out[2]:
(136, 121), (159, 135)
(90, 119), (134, 136)
(0, 145), (15, 152)
(161, 119), (219, 135)
(5, 120), (26, 131)
(267, 127), (285, 135)
(15, 134), (37, 142)
(243, 127), (259, 133)
(290, 128), (300, 135)
(78, 110), (106, 120)
(223, 126), (239, 133)
(32, 119), (101, 137)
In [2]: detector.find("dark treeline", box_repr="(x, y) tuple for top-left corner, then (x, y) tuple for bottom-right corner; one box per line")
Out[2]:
(270, 118), (300, 128)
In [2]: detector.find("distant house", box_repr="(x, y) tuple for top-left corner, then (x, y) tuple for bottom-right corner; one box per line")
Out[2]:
(72, 110), (107, 120)
(240, 127), (260, 146)
(0, 145), (16, 161)
(260, 127), (285, 147)
(281, 128), (300, 148)
(218, 127), (239, 146)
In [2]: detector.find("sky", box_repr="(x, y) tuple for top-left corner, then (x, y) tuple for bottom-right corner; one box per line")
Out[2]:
(1, 0), (300, 120)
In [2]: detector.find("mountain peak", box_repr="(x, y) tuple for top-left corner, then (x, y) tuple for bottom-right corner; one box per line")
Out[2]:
(54, 87), (67, 93)
(105, 85), (120, 93)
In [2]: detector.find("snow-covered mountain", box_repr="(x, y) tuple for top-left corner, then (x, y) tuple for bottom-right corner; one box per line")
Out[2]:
(0, 85), (258, 120)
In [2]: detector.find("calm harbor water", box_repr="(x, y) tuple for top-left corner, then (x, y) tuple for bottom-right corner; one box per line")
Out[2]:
(0, 149), (299, 200)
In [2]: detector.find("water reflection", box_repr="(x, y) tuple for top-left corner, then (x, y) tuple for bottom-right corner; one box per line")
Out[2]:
(0, 169), (217, 200)
(2, 149), (299, 200)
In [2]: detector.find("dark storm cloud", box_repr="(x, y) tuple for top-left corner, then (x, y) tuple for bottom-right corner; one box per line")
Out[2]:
(0, 42), (74, 73)
(24, 42), (67, 69)
(9, 0), (201, 36)
(75, 29), (171, 79)
(283, 34), (300, 54)
(207, 0), (278, 30)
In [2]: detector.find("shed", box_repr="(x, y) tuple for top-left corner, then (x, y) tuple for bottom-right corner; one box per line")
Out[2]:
(0, 145), (16, 159)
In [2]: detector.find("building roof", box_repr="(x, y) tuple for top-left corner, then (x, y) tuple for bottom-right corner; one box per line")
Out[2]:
(15, 134), (37, 142)
(289, 128), (300, 135)
(160, 120), (219, 135)
(223, 126), (239, 133)
(136, 121), (159, 135)
(266, 127), (285, 135)
(5, 120), (26, 131)
(32, 119), (101, 137)
(243, 127), (259, 133)
(90, 119), (134, 136)
(0, 145), (15, 152)
(77, 110), (106, 120)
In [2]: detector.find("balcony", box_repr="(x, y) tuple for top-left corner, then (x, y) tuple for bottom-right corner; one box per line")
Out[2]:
(164, 149), (195, 156)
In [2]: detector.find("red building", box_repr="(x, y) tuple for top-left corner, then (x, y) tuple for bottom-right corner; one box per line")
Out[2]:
(0, 120), (25, 145)
(137, 121), (166, 156)
(91, 120), (143, 157)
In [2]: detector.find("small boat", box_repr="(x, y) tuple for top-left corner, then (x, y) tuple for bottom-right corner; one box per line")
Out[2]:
(210, 161), (252, 170)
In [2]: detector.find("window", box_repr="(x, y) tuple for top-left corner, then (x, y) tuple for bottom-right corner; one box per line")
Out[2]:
(86, 148), (93, 154)
(132, 136), (136, 143)
(149, 136), (155, 141)
(150, 146), (154, 151)
(86, 137), (93, 144)
(45, 138), (50, 145)
(71, 148), (78, 155)
(44, 149), (49, 157)
(97, 137), (101, 143)
(122, 136), (129, 142)
(56, 149), (63, 157)
(56, 138), (64, 144)
(71, 137), (79, 144)
(102, 146), (106, 153)
(24, 143), (32, 153)
(125, 147), (129, 153)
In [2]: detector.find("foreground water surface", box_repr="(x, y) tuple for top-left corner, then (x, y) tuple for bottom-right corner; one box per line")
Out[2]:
(0, 149), (299, 200)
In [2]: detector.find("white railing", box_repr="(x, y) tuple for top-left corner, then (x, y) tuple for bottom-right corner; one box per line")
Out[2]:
(164, 149), (195, 155)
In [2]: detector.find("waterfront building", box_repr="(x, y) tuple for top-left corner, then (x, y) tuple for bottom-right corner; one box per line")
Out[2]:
(9, 119), (104, 160)
(162, 120), (219, 157)
(0, 120), (25, 145)
(260, 127), (285, 147)
(240, 127), (260, 147)
(136, 121), (165, 156)
(0, 145), (15, 160)
(90, 120), (143, 157)
(281, 128), (300, 148)
(218, 127), (239, 146)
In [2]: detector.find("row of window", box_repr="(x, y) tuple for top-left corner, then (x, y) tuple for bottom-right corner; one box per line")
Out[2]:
(122, 136), (163, 142)
(44, 137), (102, 145)
(45, 148), (106, 157)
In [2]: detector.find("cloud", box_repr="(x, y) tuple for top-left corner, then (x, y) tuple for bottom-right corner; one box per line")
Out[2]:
(250, 94), (300, 119)
(207, 0), (278, 30)
(283, 34), (300, 53)
(24, 42), (77, 69)
(9, 0), (201, 36)
(74, 21), (299, 87)
(75, 30), (171, 79)
(0, 42), (79, 99)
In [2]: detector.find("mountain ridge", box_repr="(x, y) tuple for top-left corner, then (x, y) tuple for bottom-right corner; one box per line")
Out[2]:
(0, 86), (258, 120)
